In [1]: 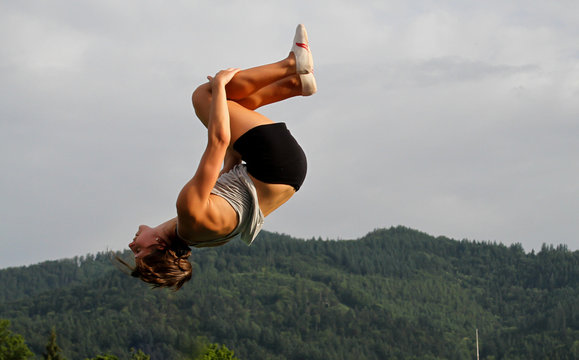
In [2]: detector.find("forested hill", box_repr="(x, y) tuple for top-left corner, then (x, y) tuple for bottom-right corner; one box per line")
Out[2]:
(1, 227), (578, 360)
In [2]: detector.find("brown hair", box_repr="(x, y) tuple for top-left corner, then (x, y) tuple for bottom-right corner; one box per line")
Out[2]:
(117, 238), (192, 291)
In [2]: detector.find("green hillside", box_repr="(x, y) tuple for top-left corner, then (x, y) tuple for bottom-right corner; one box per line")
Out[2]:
(1, 227), (577, 359)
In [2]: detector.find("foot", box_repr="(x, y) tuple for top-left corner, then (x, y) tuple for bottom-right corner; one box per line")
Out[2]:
(300, 73), (317, 96)
(291, 24), (314, 74)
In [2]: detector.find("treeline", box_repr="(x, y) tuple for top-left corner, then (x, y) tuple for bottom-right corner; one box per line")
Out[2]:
(0, 227), (577, 359)
(0, 320), (238, 360)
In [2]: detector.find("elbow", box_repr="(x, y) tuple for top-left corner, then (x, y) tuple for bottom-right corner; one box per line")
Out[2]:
(210, 129), (230, 148)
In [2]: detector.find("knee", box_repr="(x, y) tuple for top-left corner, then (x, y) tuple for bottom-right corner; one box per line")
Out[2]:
(192, 83), (211, 122)
(192, 83), (211, 110)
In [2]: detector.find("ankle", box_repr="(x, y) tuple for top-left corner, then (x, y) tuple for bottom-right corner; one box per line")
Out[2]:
(284, 53), (297, 74)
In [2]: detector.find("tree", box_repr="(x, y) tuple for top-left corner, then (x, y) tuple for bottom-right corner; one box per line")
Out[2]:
(130, 348), (150, 360)
(0, 319), (34, 360)
(84, 355), (118, 360)
(43, 328), (66, 360)
(195, 344), (239, 360)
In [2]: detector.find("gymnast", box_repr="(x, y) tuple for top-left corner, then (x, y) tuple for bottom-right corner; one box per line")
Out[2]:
(121, 24), (316, 290)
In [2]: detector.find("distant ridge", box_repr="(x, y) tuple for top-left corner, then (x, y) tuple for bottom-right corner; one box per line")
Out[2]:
(1, 227), (577, 359)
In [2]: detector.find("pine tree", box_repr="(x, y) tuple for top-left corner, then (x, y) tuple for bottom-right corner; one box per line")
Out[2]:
(43, 328), (66, 360)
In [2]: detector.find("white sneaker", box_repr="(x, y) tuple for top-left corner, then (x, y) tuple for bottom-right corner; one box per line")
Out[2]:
(300, 73), (317, 96)
(292, 24), (314, 74)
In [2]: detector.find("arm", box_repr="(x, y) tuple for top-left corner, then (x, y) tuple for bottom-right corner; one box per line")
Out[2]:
(176, 68), (241, 225)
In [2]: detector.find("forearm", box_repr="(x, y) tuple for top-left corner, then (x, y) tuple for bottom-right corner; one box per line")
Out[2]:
(206, 68), (240, 146)
(207, 82), (231, 146)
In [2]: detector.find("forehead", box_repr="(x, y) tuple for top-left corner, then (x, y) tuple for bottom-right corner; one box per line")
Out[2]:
(137, 228), (158, 240)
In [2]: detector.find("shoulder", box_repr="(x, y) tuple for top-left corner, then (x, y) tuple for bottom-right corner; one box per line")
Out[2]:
(177, 194), (238, 243)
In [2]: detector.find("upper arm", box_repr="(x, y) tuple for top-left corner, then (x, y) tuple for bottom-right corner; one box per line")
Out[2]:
(176, 138), (227, 221)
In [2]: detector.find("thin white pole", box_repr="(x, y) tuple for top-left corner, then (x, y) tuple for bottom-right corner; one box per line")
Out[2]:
(476, 328), (480, 360)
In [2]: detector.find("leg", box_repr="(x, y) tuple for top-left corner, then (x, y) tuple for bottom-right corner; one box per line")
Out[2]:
(224, 21), (315, 101)
(194, 68), (303, 175)
(191, 23), (315, 134)
(192, 66), (303, 128)
(192, 52), (293, 125)
(192, 85), (277, 174)
(224, 53), (297, 100)
(226, 101), (273, 144)
(193, 22), (316, 118)
(235, 73), (304, 110)
(193, 82), (302, 146)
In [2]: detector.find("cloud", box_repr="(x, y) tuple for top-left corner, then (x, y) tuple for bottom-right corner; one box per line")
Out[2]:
(1, 1), (578, 269)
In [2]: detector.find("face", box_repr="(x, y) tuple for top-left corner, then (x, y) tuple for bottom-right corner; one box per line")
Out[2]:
(129, 225), (165, 258)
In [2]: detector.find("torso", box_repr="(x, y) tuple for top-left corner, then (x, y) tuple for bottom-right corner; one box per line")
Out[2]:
(249, 174), (296, 217)
(179, 175), (295, 247)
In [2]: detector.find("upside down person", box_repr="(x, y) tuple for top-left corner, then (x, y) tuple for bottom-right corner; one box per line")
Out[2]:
(120, 24), (316, 290)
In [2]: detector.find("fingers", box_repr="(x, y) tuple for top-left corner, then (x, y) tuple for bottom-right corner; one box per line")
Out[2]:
(217, 67), (240, 74)
(216, 68), (241, 80)
(226, 67), (241, 74)
(209, 68), (241, 86)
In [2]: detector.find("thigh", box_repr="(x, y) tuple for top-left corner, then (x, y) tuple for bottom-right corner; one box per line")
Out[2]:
(192, 82), (273, 144)
(227, 100), (273, 144)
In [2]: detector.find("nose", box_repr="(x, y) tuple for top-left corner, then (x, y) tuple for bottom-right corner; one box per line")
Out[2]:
(129, 235), (136, 248)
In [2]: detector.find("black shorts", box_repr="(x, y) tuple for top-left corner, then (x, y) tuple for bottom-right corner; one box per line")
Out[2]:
(233, 123), (307, 191)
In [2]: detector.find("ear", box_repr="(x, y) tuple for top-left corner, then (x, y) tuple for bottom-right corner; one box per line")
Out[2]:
(155, 238), (168, 250)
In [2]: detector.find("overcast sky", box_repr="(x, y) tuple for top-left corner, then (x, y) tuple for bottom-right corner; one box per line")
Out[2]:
(1, 1), (577, 268)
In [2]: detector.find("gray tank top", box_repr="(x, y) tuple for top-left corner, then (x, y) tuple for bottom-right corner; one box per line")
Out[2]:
(190, 164), (264, 247)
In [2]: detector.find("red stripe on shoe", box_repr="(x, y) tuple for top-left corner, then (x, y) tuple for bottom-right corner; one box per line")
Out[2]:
(295, 42), (309, 51)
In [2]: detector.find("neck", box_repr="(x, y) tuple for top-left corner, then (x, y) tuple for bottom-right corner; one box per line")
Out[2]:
(155, 217), (178, 246)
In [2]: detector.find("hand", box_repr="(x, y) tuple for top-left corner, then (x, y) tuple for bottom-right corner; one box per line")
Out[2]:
(207, 68), (241, 88)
